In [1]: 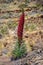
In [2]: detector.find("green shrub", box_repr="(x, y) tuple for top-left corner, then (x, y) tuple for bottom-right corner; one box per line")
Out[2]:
(12, 41), (27, 59)
(0, 25), (8, 35)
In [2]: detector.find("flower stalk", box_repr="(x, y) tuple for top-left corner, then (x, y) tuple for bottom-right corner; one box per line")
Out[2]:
(17, 9), (25, 45)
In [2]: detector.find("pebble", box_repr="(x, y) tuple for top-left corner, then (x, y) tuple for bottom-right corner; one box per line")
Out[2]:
(2, 48), (9, 55)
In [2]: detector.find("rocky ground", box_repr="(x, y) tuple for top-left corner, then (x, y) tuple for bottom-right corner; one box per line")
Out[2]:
(0, 0), (43, 65)
(0, 40), (43, 65)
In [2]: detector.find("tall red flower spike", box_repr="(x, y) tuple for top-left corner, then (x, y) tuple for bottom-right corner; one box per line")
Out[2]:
(17, 10), (25, 44)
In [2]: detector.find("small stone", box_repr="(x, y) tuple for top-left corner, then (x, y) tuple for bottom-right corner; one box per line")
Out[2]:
(37, 49), (42, 54)
(2, 48), (9, 55)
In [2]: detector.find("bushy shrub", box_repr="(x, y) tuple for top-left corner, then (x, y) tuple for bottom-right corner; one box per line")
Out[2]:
(0, 25), (8, 35)
(12, 41), (27, 59)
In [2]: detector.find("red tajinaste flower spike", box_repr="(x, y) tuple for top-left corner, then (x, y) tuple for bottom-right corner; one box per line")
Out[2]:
(17, 10), (25, 43)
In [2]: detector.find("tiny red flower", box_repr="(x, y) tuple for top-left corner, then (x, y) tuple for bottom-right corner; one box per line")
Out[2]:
(17, 11), (25, 42)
